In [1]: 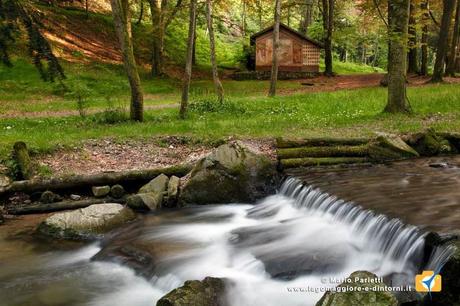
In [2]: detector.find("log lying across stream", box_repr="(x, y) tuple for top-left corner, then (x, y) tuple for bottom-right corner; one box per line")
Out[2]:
(0, 164), (192, 197)
(8, 198), (125, 215)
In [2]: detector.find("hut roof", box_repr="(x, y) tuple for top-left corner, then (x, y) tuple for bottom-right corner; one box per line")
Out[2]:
(250, 23), (323, 48)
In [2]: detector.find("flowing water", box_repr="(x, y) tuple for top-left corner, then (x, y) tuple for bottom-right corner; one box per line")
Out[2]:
(0, 177), (456, 306)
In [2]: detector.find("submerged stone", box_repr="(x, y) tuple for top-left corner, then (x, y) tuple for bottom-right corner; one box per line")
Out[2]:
(316, 271), (398, 306)
(156, 277), (227, 306)
(37, 203), (136, 240)
(179, 142), (278, 205)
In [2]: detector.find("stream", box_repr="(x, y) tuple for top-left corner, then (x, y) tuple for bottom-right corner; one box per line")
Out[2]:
(0, 165), (458, 306)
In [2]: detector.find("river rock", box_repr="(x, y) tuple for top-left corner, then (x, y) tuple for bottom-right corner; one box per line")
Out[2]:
(408, 129), (454, 156)
(92, 185), (111, 197)
(369, 135), (419, 161)
(179, 142), (278, 205)
(139, 174), (169, 194)
(156, 277), (227, 306)
(165, 176), (180, 207)
(0, 174), (11, 188)
(40, 190), (61, 203)
(37, 203), (136, 240)
(127, 193), (163, 211)
(316, 271), (398, 306)
(110, 184), (125, 198)
(70, 194), (81, 201)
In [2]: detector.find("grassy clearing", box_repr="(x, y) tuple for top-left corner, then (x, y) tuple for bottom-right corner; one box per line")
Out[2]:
(1, 59), (384, 116)
(1, 83), (459, 160)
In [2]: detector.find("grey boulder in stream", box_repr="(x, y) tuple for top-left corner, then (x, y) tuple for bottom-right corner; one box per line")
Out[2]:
(179, 142), (278, 205)
(37, 203), (136, 240)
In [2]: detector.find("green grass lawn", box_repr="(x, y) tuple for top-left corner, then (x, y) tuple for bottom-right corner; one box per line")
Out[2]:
(1, 82), (459, 160)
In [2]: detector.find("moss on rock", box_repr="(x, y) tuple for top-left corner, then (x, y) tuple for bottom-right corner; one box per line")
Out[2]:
(369, 135), (419, 161)
(156, 277), (227, 306)
(179, 142), (278, 205)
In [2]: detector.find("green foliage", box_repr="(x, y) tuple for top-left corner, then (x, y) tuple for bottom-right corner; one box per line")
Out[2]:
(190, 98), (246, 115)
(0, 0), (65, 81)
(165, 20), (243, 68)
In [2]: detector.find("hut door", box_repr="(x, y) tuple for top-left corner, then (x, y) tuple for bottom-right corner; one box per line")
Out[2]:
(293, 42), (302, 64)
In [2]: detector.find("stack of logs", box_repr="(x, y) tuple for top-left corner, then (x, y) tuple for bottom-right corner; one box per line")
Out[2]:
(276, 137), (371, 169)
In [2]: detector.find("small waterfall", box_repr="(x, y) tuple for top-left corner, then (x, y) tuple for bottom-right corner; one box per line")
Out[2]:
(279, 177), (457, 275)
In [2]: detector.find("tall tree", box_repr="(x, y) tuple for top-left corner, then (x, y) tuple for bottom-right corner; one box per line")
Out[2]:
(420, 0), (429, 75)
(432, 0), (457, 82)
(206, 0), (224, 103)
(446, 0), (460, 75)
(111, 0), (144, 121)
(179, 0), (197, 119)
(407, 0), (419, 74)
(0, 0), (65, 82)
(385, 0), (412, 113)
(149, 0), (183, 77)
(299, 0), (314, 35)
(268, 0), (281, 97)
(321, 0), (334, 76)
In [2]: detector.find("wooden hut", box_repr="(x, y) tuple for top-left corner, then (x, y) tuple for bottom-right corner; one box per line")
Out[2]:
(250, 23), (323, 73)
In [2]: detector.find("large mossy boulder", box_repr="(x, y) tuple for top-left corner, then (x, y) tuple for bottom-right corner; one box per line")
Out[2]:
(369, 135), (419, 161)
(179, 142), (278, 205)
(408, 129), (454, 156)
(37, 203), (136, 240)
(157, 277), (227, 306)
(316, 271), (398, 306)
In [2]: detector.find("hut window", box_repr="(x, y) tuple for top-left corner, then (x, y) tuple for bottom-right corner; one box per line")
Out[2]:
(293, 42), (302, 64)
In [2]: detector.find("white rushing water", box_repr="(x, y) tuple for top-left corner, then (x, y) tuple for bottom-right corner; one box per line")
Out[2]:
(0, 177), (456, 306)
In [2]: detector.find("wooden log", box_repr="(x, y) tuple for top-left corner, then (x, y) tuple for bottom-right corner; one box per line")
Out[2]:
(8, 198), (124, 215)
(13, 141), (33, 180)
(275, 137), (370, 149)
(277, 145), (369, 159)
(280, 157), (369, 169)
(0, 164), (192, 197)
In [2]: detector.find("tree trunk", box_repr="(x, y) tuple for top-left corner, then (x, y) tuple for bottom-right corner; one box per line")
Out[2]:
(150, 0), (165, 76)
(421, 0), (429, 75)
(179, 0), (197, 119)
(85, 0), (89, 18)
(268, 0), (281, 97)
(13, 142), (33, 180)
(432, 0), (457, 82)
(407, 1), (419, 74)
(322, 0), (334, 76)
(300, 0), (313, 35)
(446, 0), (460, 75)
(192, 26), (197, 65)
(385, 0), (412, 114)
(206, 0), (224, 103)
(137, 0), (144, 25)
(111, 0), (144, 121)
